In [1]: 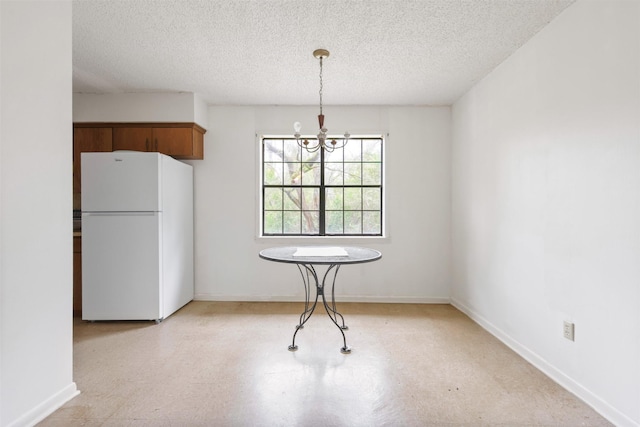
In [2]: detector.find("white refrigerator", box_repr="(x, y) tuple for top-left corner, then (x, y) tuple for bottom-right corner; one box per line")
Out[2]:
(81, 151), (194, 321)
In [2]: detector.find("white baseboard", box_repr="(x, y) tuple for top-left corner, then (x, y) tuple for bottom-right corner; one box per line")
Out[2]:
(451, 298), (638, 427)
(8, 382), (79, 427)
(194, 294), (450, 304)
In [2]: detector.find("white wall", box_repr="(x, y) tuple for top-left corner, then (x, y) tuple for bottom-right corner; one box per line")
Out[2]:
(451, 0), (640, 425)
(74, 92), (208, 128)
(191, 105), (451, 302)
(0, 1), (78, 426)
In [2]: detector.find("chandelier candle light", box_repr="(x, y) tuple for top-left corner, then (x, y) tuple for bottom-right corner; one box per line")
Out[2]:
(294, 49), (350, 153)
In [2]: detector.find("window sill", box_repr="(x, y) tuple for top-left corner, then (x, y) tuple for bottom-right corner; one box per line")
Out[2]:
(256, 234), (389, 243)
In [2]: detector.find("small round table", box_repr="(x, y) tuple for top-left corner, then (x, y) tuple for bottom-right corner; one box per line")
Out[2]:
(259, 246), (382, 354)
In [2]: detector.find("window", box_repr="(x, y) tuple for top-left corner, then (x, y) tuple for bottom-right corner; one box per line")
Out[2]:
(262, 136), (383, 236)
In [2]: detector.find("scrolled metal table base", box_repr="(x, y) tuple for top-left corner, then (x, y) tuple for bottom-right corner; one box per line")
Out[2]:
(288, 263), (351, 354)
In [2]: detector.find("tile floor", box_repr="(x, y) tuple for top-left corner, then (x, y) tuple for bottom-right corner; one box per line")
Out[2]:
(40, 301), (611, 426)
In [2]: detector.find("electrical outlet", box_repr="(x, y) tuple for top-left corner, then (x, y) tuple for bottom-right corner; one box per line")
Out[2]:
(563, 321), (575, 341)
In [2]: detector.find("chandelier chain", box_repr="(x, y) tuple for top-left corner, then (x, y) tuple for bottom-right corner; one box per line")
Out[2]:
(319, 57), (323, 117)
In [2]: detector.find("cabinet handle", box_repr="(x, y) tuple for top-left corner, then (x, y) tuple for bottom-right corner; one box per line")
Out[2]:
(155, 138), (158, 151)
(145, 138), (149, 151)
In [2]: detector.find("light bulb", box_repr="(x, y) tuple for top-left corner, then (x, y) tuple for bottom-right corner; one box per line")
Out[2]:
(293, 121), (302, 133)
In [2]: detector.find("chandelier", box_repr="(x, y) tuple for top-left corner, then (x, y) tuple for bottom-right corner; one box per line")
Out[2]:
(293, 49), (350, 153)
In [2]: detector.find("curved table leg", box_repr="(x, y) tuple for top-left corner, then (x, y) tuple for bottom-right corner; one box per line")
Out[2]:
(320, 265), (351, 354)
(324, 265), (348, 330)
(289, 264), (319, 351)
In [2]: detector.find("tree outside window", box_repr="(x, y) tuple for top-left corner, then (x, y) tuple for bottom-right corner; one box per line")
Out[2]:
(262, 136), (383, 236)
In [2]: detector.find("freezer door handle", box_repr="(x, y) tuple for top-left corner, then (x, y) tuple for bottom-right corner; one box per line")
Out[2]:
(82, 211), (159, 216)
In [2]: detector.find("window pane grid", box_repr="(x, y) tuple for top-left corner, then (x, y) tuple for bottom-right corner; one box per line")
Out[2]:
(262, 137), (382, 236)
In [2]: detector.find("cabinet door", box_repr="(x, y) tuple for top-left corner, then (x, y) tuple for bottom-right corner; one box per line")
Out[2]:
(73, 127), (113, 194)
(73, 236), (82, 316)
(113, 127), (153, 152)
(153, 127), (194, 157)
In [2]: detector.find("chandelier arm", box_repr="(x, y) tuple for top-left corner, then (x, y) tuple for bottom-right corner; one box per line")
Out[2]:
(326, 138), (348, 151)
(296, 138), (321, 153)
(333, 139), (348, 150)
(307, 142), (321, 153)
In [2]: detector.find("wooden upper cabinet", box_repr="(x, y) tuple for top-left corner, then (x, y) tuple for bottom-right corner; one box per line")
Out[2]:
(154, 127), (199, 158)
(113, 127), (153, 152)
(110, 124), (205, 160)
(73, 127), (113, 194)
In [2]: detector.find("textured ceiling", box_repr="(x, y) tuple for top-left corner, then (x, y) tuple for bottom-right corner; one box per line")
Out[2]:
(72, 0), (574, 106)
